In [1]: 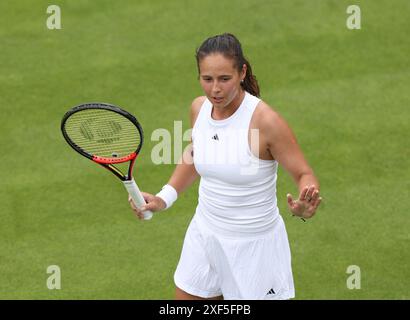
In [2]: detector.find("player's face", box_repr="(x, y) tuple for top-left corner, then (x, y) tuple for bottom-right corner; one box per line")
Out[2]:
(199, 53), (246, 108)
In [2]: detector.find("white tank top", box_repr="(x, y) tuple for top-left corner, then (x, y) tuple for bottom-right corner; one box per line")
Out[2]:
(192, 91), (280, 237)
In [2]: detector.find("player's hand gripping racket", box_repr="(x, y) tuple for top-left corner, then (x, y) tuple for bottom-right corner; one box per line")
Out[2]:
(61, 103), (153, 220)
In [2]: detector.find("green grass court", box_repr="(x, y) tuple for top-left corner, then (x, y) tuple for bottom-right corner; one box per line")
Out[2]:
(0, 0), (409, 299)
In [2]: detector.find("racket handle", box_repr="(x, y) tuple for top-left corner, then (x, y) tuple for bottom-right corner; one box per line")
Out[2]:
(123, 179), (153, 220)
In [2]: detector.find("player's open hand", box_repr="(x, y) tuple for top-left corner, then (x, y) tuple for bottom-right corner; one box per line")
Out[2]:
(128, 192), (166, 220)
(287, 185), (322, 220)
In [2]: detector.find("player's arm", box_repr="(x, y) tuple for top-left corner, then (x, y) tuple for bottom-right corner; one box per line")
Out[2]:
(166, 96), (205, 194)
(130, 97), (205, 218)
(257, 102), (322, 219)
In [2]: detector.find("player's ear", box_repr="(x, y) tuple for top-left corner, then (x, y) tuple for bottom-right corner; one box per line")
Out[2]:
(241, 63), (247, 80)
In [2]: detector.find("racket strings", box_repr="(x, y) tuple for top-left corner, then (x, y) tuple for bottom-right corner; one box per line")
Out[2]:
(64, 109), (142, 158)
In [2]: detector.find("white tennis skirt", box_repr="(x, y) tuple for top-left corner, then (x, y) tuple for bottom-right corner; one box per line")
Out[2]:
(174, 213), (295, 300)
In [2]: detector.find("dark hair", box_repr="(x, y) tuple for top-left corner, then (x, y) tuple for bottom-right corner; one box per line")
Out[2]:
(195, 33), (260, 97)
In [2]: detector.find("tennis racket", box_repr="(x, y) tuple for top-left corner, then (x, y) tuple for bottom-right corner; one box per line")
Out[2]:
(61, 102), (153, 220)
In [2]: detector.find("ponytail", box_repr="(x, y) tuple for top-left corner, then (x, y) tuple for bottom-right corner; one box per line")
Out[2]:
(196, 33), (260, 97)
(241, 57), (260, 97)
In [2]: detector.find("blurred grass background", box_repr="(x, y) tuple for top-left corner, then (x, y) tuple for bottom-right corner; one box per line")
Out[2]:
(0, 0), (408, 299)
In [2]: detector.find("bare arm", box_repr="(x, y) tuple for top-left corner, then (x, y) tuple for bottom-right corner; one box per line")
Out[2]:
(167, 96), (205, 193)
(258, 103), (322, 219)
(167, 144), (199, 194)
(129, 97), (205, 219)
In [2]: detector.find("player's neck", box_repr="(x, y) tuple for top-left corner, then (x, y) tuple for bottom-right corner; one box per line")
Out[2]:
(211, 90), (245, 120)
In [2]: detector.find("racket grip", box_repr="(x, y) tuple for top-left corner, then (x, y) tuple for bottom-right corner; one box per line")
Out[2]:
(123, 179), (153, 220)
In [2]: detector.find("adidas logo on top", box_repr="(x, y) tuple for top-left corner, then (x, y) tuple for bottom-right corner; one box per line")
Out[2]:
(211, 134), (219, 141)
(267, 288), (275, 295)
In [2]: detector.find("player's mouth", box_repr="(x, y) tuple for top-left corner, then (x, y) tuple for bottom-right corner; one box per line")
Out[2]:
(212, 97), (224, 103)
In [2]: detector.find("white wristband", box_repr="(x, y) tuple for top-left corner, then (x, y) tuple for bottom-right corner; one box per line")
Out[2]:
(156, 184), (178, 210)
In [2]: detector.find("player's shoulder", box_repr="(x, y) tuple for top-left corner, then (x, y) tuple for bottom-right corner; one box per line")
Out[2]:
(253, 100), (282, 128)
(252, 100), (292, 140)
(191, 96), (207, 111)
(190, 96), (207, 126)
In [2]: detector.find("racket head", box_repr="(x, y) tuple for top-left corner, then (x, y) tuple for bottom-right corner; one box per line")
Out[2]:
(61, 103), (144, 164)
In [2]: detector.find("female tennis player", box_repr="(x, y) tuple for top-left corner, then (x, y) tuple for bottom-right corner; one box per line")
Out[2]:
(129, 33), (322, 300)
